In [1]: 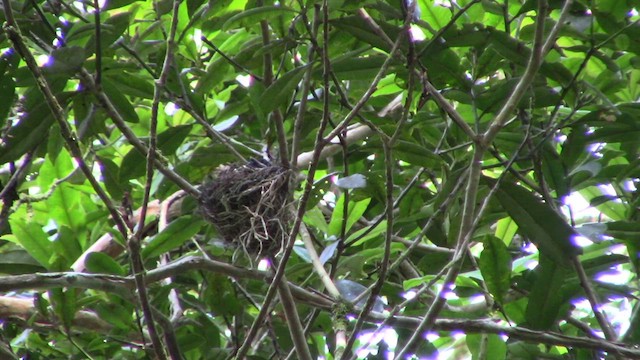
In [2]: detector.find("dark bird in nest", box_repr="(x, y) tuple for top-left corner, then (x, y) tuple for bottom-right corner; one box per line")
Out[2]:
(198, 160), (290, 256)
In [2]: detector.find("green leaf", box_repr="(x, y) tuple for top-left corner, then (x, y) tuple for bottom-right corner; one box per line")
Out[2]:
(50, 288), (77, 330)
(222, 6), (297, 30)
(120, 124), (193, 180)
(0, 81), (69, 163)
(101, 77), (140, 123)
(525, 255), (571, 330)
(466, 334), (506, 360)
(7, 219), (51, 268)
(418, 0), (452, 29)
(259, 65), (309, 113)
(346, 220), (387, 246)
(495, 217), (518, 245)
(85, 12), (132, 50)
(488, 177), (581, 266)
(0, 249), (46, 275)
(85, 252), (126, 276)
(328, 196), (371, 238)
(479, 235), (511, 304)
(0, 73), (16, 127)
(42, 46), (86, 76)
(50, 181), (84, 231)
(142, 216), (204, 259)
(104, 73), (155, 99)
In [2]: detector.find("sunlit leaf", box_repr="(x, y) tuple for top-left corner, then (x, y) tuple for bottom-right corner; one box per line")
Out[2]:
(489, 178), (581, 266)
(142, 216), (204, 259)
(479, 235), (511, 304)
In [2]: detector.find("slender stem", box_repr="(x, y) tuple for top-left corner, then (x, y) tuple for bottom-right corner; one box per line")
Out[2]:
(395, 1), (556, 357)
(572, 257), (617, 341)
(299, 222), (341, 299)
(92, 0), (102, 86)
(260, 13), (289, 167)
(1, 1), (129, 241)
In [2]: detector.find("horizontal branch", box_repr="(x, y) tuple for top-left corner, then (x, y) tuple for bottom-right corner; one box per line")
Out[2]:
(2, 256), (639, 356)
(380, 315), (640, 358)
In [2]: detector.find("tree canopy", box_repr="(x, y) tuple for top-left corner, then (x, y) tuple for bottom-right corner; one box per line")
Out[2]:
(2, 0), (640, 358)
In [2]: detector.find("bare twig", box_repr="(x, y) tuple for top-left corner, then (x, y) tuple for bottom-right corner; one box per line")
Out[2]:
(259, 9), (289, 168)
(394, 1), (560, 357)
(2, 258), (640, 356)
(2, 1), (129, 241)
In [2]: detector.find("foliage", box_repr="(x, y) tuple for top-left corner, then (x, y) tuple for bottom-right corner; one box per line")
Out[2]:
(1, 0), (640, 359)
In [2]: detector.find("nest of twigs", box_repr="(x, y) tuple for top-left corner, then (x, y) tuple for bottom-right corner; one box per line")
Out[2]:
(199, 161), (291, 256)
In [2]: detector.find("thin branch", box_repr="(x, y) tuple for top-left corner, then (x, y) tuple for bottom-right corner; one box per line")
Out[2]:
(290, 5), (319, 168)
(299, 222), (341, 299)
(395, 2), (557, 357)
(572, 257), (617, 341)
(92, 0), (102, 86)
(259, 11), (289, 167)
(200, 36), (263, 81)
(1, 2), (129, 240)
(2, 258), (640, 357)
(234, 2), (336, 357)
(276, 271), (313, 360)
(77, 68), (200, 197)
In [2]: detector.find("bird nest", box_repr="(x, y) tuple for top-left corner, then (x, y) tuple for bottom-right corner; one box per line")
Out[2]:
(199, 161), (291, 257)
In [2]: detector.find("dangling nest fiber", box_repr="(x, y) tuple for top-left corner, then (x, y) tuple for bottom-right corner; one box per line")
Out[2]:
(199, 162), (291, 256)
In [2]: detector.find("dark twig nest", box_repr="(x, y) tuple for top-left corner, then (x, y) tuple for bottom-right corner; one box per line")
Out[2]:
(199, 161), (291, 256)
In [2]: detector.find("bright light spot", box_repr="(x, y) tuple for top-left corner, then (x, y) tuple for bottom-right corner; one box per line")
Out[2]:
(425, 332), (439, 342)
(606, 243), (626, 254)
(236, 74), (252, 87)
(522, 242), (538, 254)
(555, 134), (567, 143)
(37, 55), (52, 67)
(587, 142), (605, 158)
(322, 190), (336, 205)
(598, 183), (619, 200)
(257, 258), (270, 271)
(451, 331), (465, 340)
(356, 327), (398, 358)
(409, 25), (425, 42)
(402, 290), (417, 300)
(193, 28), (202, 48)
(562, 191), (602, 219)
(595, 265), (629, 285)
(525, 260), (538, 270)
(623, 179), (637, 192)
(164, 102), (179, 116)
(443, 289), (458, 300)
(367, 154), (376, 161)
(571, 235), (593, 247)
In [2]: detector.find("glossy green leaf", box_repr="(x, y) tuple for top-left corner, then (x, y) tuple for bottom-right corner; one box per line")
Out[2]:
(0, 74), (15, 127)
(466, 334), (506, 360)
(6, 219), (51, 268)
(259, 65), (309, 113)
(85, 252), (126, 276)
(142, 216), (204, 259)
(489, 178), (581, 266)
(328, 196), (371, 238)
(479, 235), (511, 304)
(0, 249), (46, 275)
(120, 124), (193, 180)
(101, 77), (140, 123)
(222, 6), (297, 30)
(525, 255), (571, 330)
